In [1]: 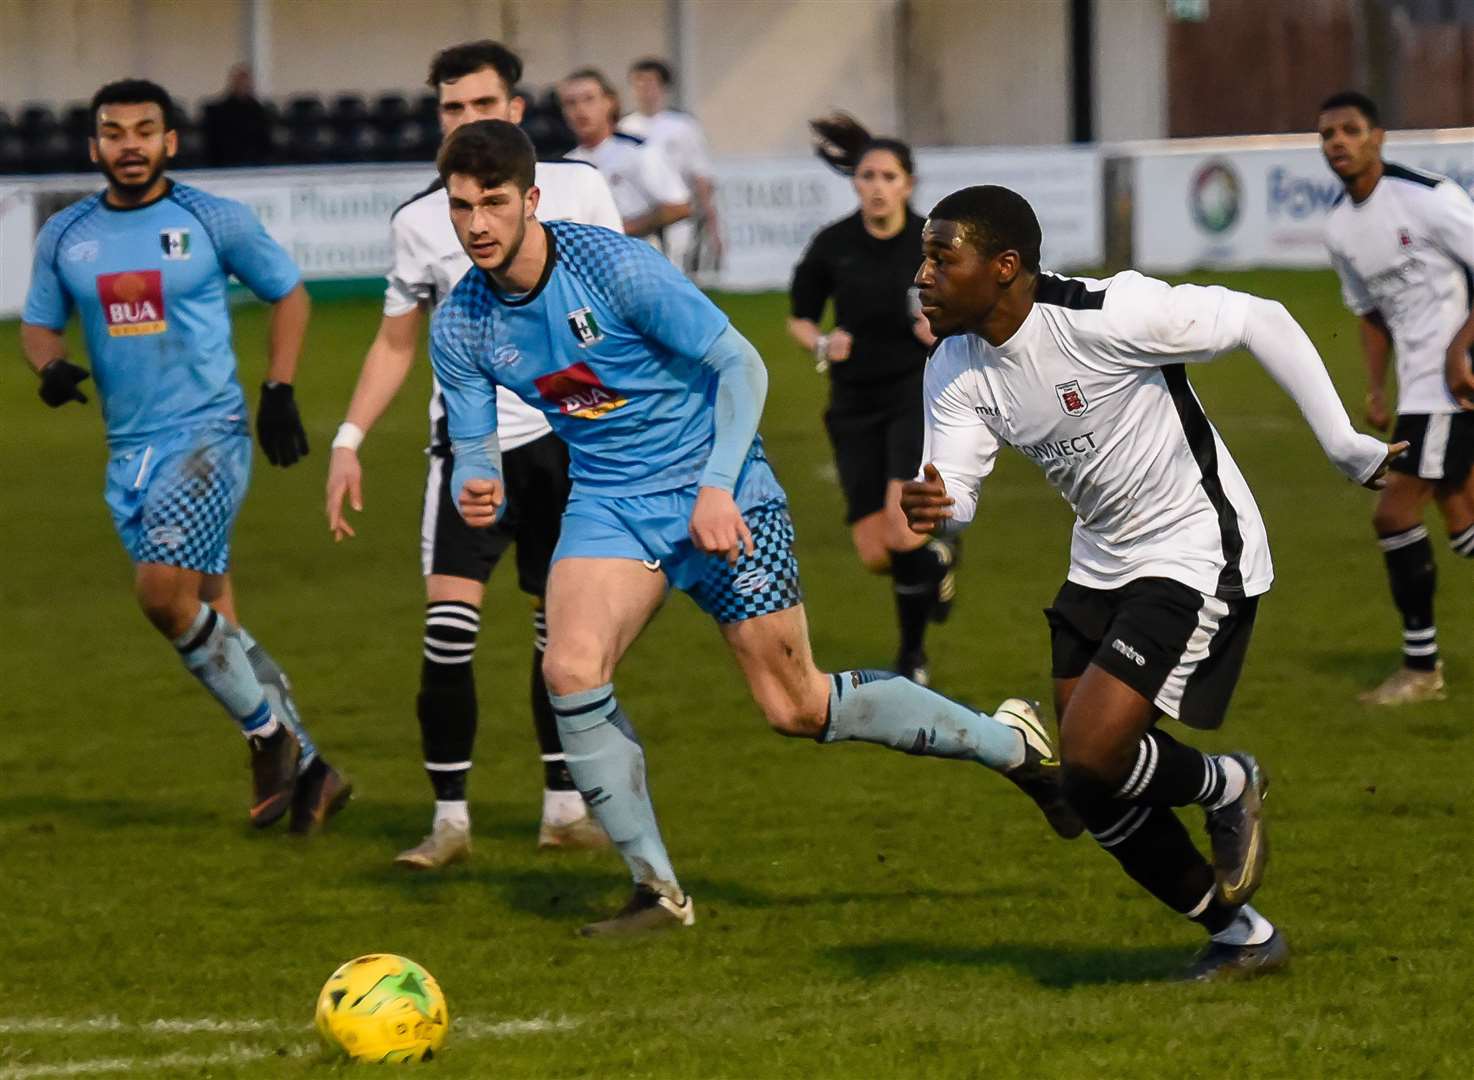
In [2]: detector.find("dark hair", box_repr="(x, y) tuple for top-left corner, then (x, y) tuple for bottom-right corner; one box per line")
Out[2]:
(1319, 90), (1381, 127)
(91, 79), (175, 130)
(809, 113), (914, 177)
(630, 57), (673, 85)
(436, 119), (537, 192)
(929, 185), (1042, 274)
(428, 40), (523, 92)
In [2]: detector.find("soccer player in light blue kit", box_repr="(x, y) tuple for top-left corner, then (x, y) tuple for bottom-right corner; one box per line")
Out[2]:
(429, 121), (1081, 936)
(19, 80), (350, 834)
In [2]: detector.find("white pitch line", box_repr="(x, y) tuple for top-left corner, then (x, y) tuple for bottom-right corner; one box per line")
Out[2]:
(0, 1044), (312, 1080)
(0, 1018), (279, 1036)
(0, 1014), (577, 1078)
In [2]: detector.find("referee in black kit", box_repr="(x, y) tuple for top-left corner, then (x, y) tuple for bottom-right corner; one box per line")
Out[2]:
(787, 114), (957, 684)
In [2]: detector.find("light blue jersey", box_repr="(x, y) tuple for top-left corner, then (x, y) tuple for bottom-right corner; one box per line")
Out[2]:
(430, 220), (750, 496)
(23, 181), (300, 451)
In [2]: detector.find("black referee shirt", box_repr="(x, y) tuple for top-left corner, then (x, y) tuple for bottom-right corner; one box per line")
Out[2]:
(789, 208), (928, 397)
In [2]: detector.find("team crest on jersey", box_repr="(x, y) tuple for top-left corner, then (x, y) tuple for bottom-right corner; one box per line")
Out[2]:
(1055, 380), (1089, 417)
(1398, 227), (1413, 248)
(566, 307), (605, 347)
(533, 362), (627, 419)
(96, 270), (166, 336)
(159, 228), (191, 260)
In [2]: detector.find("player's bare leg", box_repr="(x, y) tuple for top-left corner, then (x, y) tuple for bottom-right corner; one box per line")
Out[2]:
(1364, 473), (1446, 704)
(542, 557), (689, 936)
(717, 603), (1081, 837)
(1055, 668), (1285, 981)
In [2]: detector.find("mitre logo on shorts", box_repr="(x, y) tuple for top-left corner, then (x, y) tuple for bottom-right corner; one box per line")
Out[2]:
(533, 362), (628, 419)
(1055, 380), (1089, 417)
(96, 270), (166, 336)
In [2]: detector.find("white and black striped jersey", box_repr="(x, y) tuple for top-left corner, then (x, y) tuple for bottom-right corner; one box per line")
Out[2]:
(1325, 162), (1474, 416)
(384, 160), (623, 451)
(923, 271), (1277, 600)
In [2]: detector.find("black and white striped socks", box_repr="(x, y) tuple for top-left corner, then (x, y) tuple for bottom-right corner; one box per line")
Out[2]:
(1378, 525), (1439, 672)
(418, 601), (481, 812)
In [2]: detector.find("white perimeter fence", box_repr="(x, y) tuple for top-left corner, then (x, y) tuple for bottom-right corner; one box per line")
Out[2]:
(2, 130), (1471, 318)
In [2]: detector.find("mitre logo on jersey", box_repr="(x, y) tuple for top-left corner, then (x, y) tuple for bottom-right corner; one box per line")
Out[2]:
(96, 270), (166, 336)
(567, 306), (605, 347)
(159, 228), (191, 260)
(533, 362), (628, 419)
(1055, 380), (1089, 417)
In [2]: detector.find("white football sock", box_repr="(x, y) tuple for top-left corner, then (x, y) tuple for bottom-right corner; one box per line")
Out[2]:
(246, 715), (281, 740)
(1206, 755), (1247, 811)
(433, 800), (470, 830)
(1211, 904), (1274, 946)
(542, 788), (588, 826)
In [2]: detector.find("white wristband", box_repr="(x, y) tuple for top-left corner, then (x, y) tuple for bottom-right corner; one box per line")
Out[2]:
(331, 421), (365, 452)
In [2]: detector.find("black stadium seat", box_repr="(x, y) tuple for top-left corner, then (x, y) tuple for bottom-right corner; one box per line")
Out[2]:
(373, 94), (408, 132)
(283, 95), (326, 130)
(330, 94), (369, 132)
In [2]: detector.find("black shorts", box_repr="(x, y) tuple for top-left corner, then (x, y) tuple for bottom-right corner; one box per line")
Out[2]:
(421, 432), (571, 595)
(1044, 577), (1259, 730)
(1389, 412), (1474, 486)
(824, 379), (925, 523)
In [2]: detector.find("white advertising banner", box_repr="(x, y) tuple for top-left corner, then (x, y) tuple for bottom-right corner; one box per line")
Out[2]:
(0, 165), (431, 318)
(1132, 130), (1474, 272)
(715, 146), (1102, 290)
(0, 184), (37, 318)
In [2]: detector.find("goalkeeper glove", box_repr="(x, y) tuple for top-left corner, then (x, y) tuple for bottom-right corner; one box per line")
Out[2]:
(38, 358), (90, 407)
(257, 381), (310, 467)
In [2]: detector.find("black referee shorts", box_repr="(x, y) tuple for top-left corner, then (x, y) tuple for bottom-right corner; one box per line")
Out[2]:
(1044, 577), (1258, 731)
(1389, 411), (1474, 486)
(824, 377), (925, 524)
(420, 431), (571, 596)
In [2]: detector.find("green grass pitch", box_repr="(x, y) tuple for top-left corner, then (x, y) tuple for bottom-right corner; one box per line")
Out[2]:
(1, 274), (1469, 1078)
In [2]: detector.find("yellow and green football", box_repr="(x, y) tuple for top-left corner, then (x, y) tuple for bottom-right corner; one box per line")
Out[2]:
(315, 954), (448, 1063)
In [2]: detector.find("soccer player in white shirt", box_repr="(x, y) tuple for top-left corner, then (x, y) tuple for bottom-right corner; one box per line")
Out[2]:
(1319, 91), (1474, 705)
(902, 185), (1402, 981)
(620, 58), (722, 274)
(324, 40), (623, 869)
(559, 68), (691, 260)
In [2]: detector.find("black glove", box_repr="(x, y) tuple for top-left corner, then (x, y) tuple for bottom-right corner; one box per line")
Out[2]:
(38, 359), (90, 407)
(257, 381), (309, 467)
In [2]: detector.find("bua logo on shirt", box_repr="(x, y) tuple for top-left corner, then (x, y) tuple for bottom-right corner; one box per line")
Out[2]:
(534, 362), (628, 419)
(96, 270), (166, 337)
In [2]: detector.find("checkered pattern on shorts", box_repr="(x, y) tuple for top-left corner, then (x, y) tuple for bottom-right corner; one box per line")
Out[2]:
(688, 500), (803, 624)
(132, 441), (241, 574)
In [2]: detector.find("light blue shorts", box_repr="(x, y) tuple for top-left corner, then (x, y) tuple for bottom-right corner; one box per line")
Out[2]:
(104, 422), (252, 575)
(553, 454), (802, 624)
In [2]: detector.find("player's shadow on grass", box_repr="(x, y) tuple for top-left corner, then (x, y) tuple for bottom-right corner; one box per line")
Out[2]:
(821, 939), (1187, 987)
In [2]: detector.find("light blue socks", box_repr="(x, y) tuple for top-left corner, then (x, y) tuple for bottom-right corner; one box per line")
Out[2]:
(227, 622), (317, 765)
(550, 684), (679, 889)
(172, 605), (273, 735)
(821, 669), (1024, 771)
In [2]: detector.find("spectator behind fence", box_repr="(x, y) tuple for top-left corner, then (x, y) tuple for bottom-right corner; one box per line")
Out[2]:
(203, 64), (272, 166)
